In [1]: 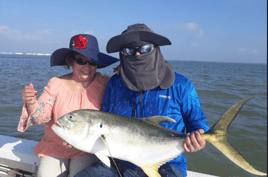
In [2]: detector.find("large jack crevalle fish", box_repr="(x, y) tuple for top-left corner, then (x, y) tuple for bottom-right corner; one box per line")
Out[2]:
(52, 97), (266, 176)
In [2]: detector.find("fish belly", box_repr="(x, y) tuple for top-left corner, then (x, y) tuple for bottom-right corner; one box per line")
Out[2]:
(105, 132), (185, 167)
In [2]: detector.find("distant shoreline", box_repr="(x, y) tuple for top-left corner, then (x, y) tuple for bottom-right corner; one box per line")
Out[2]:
(0, 53), (51, 56)
(0, 54), (266, 65)
(167, 59), (267, 65)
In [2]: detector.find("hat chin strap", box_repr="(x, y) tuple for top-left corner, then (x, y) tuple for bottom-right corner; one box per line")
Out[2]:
(120, 47), (174, 92)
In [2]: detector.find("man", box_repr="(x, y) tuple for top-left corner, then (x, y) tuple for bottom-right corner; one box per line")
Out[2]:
(75, 24), (209, 177)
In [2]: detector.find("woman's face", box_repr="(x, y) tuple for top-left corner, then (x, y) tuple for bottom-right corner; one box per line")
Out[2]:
(70, 54), (97, 81)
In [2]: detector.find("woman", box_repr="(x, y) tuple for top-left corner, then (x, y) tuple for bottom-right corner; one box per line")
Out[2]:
(19, 34), (119, 177)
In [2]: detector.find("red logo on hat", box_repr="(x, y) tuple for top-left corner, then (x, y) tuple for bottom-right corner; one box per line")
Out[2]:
(73, 34), (88, 49)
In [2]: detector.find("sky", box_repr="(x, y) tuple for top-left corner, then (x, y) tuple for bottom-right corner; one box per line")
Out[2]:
(0, 0), (267, 63)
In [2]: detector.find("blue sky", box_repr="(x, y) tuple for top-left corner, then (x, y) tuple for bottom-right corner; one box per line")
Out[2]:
(0, 0), (266, 63)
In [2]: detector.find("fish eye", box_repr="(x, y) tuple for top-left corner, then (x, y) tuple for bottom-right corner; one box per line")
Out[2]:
(69, 116), (72, 119)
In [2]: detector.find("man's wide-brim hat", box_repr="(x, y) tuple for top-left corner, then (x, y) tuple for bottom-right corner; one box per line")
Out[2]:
(51, 34), (119, 68)
(106, 23), (171, 53)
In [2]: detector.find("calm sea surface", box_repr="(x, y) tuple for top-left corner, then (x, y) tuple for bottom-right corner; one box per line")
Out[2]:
(0, 55), (266, 176)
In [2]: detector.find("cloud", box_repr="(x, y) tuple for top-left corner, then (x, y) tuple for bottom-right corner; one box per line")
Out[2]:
(0, 26), (8, 31)
(253, 49), (258, 53)
(36, 29), (53, 35)
(84, 31), (94, 34)
(184, 23), (205, 38)
(0, 25), (53, 40)
(69, 30), (79, 37)
(184, 22), (199, 31)
(239, 48), (246, 52)
(0, 25), (21, 36)
(196, 30), (204, 38)
(175, 22), (205, 38)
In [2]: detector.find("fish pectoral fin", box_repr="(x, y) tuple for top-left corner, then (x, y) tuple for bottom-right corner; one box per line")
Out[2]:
(141, 164), (161, 177)
(96, 153), (111, 167)
(143, 116), (176, 125)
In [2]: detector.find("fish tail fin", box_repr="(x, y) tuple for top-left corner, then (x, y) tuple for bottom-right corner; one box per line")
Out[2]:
(203, 97), (267, 176)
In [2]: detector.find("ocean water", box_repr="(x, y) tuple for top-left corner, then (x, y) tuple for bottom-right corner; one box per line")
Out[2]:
(0, 55), (266, 176)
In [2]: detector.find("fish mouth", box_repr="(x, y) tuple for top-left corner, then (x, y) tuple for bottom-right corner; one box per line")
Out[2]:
(55, 122), (65, 130)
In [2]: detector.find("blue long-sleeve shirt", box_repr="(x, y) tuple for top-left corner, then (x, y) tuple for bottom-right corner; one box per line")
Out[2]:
(101, 72), (209, 177)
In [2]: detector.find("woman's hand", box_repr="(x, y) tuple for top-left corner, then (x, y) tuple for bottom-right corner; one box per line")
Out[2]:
(183, 129), (206, 152)
(22, 82), (37, 112)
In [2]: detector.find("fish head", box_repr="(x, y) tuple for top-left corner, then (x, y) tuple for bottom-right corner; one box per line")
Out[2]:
(52, 110), (92, 150)
(52, 109), (109, 153)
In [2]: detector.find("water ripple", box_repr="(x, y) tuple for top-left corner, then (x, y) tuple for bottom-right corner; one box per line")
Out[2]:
(0, 57), (266, 176)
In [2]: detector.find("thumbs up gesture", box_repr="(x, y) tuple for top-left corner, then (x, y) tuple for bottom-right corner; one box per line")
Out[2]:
(22, 82), (37, 111)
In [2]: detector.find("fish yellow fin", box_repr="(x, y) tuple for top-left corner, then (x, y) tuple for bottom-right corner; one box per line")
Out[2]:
(141, 156), (178, 177)
(203, 97), (267, 176)
(141, 164), (161, 177)
(143, 116), (176, 125)
(204, 134), (267, 176)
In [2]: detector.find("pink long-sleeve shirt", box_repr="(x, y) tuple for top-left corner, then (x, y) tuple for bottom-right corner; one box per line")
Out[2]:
(18, 72), (109, 159)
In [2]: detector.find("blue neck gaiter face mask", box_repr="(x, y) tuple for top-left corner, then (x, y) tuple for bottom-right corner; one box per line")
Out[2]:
(120, 47), (175, 92)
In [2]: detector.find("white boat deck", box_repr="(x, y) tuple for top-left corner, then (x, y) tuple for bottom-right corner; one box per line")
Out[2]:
(0, 135), (218, 177)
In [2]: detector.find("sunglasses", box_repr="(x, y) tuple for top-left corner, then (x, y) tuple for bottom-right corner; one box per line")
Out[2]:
(74, 58), (97, 66)
(121, 44), (154, 56)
